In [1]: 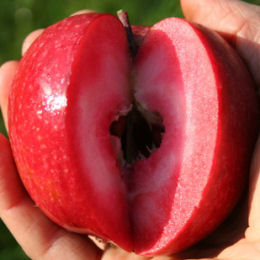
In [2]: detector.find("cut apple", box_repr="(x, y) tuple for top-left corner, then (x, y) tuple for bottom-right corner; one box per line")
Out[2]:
(8, 13), (259, 255)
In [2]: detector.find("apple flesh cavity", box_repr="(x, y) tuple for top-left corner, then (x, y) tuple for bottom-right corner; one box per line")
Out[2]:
(8, 12), (260, 255)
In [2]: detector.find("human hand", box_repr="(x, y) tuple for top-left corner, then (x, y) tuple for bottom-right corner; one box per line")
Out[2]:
(1, 1), (260, 259)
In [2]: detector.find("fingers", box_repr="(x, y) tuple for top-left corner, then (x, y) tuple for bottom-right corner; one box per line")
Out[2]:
(0, 134), (102, 260)
(180, 0), (260, 86)
(180, 0), (259, 35)
(22, 29), (44, 56)
(101, 246), (150, 260)
(70, 9), (97, 16)
(101, 246), (176, 260)
(0, 61), (19, 132)
(0, 135), (28, 211)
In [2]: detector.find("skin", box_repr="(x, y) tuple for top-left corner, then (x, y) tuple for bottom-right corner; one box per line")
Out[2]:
(0, 0), (259, 259)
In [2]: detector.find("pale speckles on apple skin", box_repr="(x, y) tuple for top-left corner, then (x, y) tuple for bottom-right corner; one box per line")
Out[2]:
(9, 14), (110, 240)
(36, 110), (43, 120)
(31, 52), (37, 58)
(63, 168), (70, 174)
(37, 135), (42, 141)
(74, 24), (81, 29)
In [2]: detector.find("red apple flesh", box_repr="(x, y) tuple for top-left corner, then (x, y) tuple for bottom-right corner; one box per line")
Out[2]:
(8, 13), (260, 255)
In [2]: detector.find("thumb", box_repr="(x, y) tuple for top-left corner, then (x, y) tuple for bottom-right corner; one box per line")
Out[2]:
(180, 0), (259, 36)
(180, 0), (260, 86)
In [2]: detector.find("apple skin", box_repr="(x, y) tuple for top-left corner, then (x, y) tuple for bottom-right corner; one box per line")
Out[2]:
(8, 13), (260, 255)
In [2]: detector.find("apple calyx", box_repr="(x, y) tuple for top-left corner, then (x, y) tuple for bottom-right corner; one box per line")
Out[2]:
(110, 11), (165, 166)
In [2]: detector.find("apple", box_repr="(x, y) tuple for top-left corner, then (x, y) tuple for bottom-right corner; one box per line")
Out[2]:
(8, 11), (260, 256)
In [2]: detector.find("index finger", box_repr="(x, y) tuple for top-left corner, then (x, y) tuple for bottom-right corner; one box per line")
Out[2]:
(22, 29), (44, 56)
(0, 61), (19, 132)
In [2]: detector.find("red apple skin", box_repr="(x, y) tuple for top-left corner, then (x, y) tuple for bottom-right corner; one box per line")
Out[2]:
(8, 13), (133, 251)
(8, 13), (260, 256)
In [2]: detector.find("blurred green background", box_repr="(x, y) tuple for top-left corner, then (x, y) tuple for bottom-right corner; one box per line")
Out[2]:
(0, 0), (258, 259)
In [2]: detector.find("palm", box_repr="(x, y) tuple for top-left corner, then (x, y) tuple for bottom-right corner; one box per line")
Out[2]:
(0, 1), (260, 260)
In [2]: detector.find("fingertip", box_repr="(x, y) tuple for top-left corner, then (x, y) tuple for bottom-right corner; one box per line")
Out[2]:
(70, 9), (98, 16)
(0, 60), (19, 72)
(181, 0), (226, 24)
(0, 130), (26, 215)
(0, 61), (19, 94)
(0, 60), (19, 132)
(22, 29), (44, 56)
(180, 0), (199, 21)
(180, 0), (260, 87)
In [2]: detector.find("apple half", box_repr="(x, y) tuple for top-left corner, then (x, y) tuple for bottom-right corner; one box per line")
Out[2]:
(8, 13), (260, 255)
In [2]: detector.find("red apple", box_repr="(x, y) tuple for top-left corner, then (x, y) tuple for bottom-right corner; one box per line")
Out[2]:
(8, 12), (259, 255)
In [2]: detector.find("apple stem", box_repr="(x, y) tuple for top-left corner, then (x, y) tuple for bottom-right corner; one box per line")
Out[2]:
(113, 10), (165, 165)
(117, 10), (138, 58)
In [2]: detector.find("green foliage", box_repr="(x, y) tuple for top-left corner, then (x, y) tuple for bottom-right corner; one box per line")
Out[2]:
(0, 0), (258, 259)
(0, 113), (7, 137)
